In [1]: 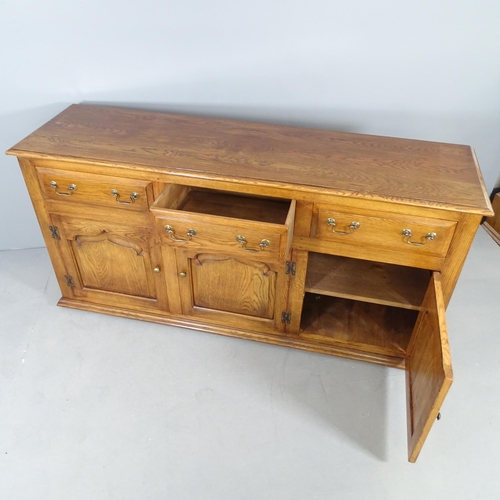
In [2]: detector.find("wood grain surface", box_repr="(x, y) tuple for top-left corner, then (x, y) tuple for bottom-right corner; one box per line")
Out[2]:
(406, 272), (453, 462)
(312, 204), (457, 259)
(179, 189), (291, 224)
(36, 165), (152, 211)
(150, 186), (293, 263)
(300, 294), (417, 357)
(7, 104), (492, 215)
(191, 254), (276, 319)
(174, 250), (281, 334)
(305, 253), (429, 310)
(51, 213), (168, 313)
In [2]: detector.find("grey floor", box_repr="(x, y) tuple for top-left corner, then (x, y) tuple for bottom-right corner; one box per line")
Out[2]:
(1, 228), (499, 500)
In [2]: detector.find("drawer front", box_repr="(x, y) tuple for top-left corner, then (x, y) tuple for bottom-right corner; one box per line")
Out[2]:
(311, 204), (456, 261)
(36, 167), (152, 211)
(153, 210), (288, 262)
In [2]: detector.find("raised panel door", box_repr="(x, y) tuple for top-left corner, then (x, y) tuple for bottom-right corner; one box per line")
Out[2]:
(174, 250), (289, 333)
(50, 214), (168, 312)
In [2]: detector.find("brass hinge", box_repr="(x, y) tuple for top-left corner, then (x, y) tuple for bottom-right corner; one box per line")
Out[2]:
(49, 225), (61, 240)
(281, 312), (291, 324)
(64, 275), (75, 287)
(285, 261), (296, 275)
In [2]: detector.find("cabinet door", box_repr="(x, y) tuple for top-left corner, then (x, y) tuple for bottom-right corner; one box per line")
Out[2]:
(51, 214), (168, 312)
(175, 251), (289, 333)
(406, 272), (453, 462)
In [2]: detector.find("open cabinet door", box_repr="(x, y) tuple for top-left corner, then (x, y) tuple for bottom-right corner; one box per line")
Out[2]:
(406, 272), (453, 462)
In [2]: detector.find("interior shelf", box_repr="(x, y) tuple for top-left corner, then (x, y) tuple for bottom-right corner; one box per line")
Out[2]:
(300, 293), (417, 356)
(305, 252), (429, 311)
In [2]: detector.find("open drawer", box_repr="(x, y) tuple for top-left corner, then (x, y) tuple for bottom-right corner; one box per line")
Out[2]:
(150, 184), (296, 262)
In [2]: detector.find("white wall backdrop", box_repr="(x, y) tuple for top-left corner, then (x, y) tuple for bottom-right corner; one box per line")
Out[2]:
(1, 0), (500, 250)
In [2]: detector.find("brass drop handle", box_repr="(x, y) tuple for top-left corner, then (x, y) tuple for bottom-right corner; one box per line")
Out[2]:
(153, 267), (161, 273)
(164, 225), (196, 242)
(326, 218), (360, 235)
(402, 229), (437, 246)
(236, 235), (270, 253)
(50, 180), (77, 196)
(111, 189), (139, 204)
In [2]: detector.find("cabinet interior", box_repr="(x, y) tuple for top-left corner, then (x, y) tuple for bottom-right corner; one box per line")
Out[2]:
(305, 253), (430, 311)
(154, 184), (292, 224)
(300, 294), (417, 356)
(300, 252), (429, 356)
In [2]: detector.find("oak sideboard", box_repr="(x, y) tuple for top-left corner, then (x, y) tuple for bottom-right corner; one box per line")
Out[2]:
(7, 104), (493, 462)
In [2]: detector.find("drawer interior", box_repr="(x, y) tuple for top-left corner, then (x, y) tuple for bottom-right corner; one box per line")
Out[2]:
(152, 184), (292, 225)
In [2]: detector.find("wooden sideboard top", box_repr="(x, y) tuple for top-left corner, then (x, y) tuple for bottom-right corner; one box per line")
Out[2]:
(6, 104), (493, 215)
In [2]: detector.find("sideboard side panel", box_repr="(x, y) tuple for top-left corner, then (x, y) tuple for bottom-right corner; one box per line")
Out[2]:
(18, 158), (74, 298)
